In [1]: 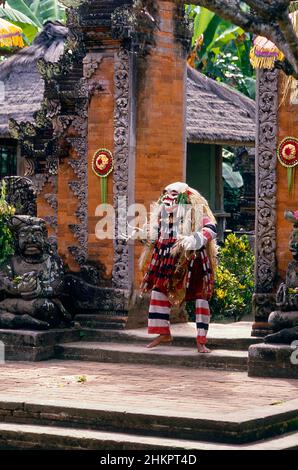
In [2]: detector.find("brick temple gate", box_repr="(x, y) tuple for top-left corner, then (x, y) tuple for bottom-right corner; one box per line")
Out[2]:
(10, 0), (298, 332)
(10, 0), (191, 324)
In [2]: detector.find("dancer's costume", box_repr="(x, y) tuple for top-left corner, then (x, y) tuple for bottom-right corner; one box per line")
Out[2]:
(140, 182), (217, 346)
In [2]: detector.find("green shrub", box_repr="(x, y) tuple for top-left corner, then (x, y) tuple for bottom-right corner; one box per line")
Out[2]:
(186, 233), (254, 322)
(0, 181), (15, 265)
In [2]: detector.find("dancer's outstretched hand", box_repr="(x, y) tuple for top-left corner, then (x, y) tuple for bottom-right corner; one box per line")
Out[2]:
(179, 233), (204, 251)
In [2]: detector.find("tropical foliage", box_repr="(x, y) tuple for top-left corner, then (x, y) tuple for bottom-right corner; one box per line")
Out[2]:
(187, 1), (298, 81)
(210, 233), (254, 321)
(0, 0), (66, 44)
(0, 181), (15, 265)
(186, 5), (256, 98)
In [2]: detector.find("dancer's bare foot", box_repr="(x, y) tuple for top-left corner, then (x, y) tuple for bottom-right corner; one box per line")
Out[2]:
(146, 334), (172, 348)
(197, 344), (211, 353)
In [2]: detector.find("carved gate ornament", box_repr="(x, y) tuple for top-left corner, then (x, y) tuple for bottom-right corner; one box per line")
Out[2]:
(254, 68), (279, 328)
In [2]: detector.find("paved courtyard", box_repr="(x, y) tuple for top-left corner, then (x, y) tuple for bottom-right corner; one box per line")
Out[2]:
(0, 360), (297, 420)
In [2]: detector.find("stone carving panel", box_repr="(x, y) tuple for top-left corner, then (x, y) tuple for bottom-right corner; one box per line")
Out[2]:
(68, 147), (88, 264)
(111, 0), (158, 53)
(255, 69), (279, 294)
(2, 177), (37, 217)
(112, 47), (130, 289)
(174, 2), (194, 53)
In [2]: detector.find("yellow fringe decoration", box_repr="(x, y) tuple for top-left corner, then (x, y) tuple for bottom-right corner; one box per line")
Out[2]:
(0, 18), (24, 48)
(250, 49), (280, 70)
(250, 41), (284, 70)
(139, 243), (154, 276)
(251, 10), (298, 72)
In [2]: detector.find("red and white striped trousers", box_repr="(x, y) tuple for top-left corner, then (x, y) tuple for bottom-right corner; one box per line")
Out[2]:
(148, 290), (210, 345)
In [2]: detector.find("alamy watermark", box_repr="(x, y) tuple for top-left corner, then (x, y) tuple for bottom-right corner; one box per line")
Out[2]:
(290, 340), (298, 365)
(0, 81), (4, 104)
(0, 341), (5, 365)
(94, 198), (205, 245)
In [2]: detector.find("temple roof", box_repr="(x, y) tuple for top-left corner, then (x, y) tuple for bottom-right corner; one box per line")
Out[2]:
(0, 21), (68, 137)
(187, 65), (256, 146)
(0, 22), (255, 146)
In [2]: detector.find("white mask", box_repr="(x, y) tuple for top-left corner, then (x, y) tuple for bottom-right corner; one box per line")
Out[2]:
(161, 182), (190, 214)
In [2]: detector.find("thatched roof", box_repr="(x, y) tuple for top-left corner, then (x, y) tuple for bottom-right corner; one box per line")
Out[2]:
(0, 21), (68, 137)
(187, 65), (256, 146)
(0, 22), (255, 147)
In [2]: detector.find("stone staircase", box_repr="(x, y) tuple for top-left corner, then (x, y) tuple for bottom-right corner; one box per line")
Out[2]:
(55, 322), (262, 372)
(1, 322), (296, 450)
(75, 314), (127, 330)
(0, 398), (297, 450)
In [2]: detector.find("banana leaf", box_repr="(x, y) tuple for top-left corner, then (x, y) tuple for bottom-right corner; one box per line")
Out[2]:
(222, 162), (243, 189)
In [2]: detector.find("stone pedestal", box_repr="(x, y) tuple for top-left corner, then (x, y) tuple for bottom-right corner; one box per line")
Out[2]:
(248, 343), (298, 378)
(251, 321), (274, 337)
(269, 311), (298, 330)
(0, 328), (82, 362)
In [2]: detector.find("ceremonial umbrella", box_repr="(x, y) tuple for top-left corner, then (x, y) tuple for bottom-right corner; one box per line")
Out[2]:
(0, 17), (24, 48)
(250, 35), (284, 70)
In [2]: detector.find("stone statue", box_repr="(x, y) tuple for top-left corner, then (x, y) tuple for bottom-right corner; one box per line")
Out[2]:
(0, 215), (72, 330)
(265, 211), (298, 344)
(3, 177), (37, 217)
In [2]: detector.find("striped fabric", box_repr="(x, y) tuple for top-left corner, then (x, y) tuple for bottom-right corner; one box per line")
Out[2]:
(148, 290), (171, 335)
(144, 212), (216, 344)
(142, 214), (216, 296)
(141, 213), (177, 294)
(148, 290), (211, 345)
(196, 299), (210, 345)
(201, 216), (217, 244)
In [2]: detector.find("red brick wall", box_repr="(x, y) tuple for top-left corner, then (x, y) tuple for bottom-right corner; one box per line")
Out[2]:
(276, 73), (298, 279)
(53, 2), (186, 284)
(134, 0), (186, 287)
(87, 54), (115, 279)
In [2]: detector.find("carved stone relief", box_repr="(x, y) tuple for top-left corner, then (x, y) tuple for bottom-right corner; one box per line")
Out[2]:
(173, 2), (194, 53)
(112, 47), (130, 289)
(254, 68), (279, 323)
(2, 176), (37, 217)
(111, 0), (158, 53)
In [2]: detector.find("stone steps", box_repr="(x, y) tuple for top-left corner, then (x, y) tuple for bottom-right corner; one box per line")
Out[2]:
(55, 341), (248, 371)
(3, 398), (297, 444)
(76, 315), (126, 330)
(248, 343), (298, 379)
(80, 327), (262, 351)
(0, 422), (297, 450)
(0, 396), (297, 449)
(0, 328), (83, 361)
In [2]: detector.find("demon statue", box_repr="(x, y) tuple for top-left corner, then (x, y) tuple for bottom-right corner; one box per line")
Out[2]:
(0, 215), (72, 330)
